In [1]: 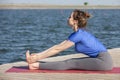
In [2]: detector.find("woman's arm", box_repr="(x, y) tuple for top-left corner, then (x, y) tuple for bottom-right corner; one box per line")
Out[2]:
(36, 40), (74, 60)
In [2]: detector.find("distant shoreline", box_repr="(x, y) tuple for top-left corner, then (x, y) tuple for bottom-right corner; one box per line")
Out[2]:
(0, 4), (120, 9)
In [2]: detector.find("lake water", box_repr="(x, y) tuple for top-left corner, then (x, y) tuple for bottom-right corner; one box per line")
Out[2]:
(0, 9), (120, 65)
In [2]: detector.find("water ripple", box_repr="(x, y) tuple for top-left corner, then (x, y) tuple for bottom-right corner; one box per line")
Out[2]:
(0, 9), (120, 64)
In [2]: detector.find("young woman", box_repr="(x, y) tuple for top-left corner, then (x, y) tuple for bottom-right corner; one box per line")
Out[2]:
(26, 9), (113, 70)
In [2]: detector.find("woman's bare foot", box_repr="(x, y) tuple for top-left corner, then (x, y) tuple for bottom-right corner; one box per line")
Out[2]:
(26, 50), (31, 63)
(26, 50), (38, 64)
(28, 62), (39, 70)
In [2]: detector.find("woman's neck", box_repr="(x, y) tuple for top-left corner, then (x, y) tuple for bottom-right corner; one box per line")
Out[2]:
(73, 25), (78, 32)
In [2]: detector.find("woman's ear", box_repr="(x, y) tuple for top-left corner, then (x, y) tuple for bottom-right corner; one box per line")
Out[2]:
(74, 20), (78, 26)
(74, 19), (78, 23)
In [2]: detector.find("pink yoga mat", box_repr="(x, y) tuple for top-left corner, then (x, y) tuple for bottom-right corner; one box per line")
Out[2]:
(6, 66), (120, 74)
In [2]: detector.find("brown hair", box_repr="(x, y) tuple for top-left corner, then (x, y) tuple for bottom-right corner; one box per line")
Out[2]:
(73, 9), (91, 28)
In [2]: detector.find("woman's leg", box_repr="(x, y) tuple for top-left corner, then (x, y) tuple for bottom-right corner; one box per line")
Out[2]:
(39, 57), (101, 70)
(27, 52), (113, 70)
(39, 53), (113, 70)
(28, 57), (107, 70)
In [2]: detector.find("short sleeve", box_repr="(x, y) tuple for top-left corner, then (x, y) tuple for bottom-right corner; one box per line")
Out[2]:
(68, 31), (81, 43)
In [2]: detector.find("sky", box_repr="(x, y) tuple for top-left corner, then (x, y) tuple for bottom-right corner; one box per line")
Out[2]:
(0, 0), (120, 5)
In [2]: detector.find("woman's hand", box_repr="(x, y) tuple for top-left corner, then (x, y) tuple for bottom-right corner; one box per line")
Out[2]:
(26, 50), (38, 64)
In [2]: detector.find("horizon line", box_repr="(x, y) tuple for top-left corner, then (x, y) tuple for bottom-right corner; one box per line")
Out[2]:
(0, 4), (120, 9)
(0, 3), (120, 6)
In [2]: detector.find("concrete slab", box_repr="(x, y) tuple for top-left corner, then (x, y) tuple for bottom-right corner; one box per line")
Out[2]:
(0, 48), (120, 80)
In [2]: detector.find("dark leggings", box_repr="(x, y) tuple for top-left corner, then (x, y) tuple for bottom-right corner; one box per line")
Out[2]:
(39, 52), (113, 70)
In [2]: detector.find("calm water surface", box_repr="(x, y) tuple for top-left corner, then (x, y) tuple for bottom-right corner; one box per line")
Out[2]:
(0, 9), (120, 64)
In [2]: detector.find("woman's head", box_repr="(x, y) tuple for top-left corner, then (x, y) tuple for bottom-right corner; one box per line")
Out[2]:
(68, 9), (91, 31)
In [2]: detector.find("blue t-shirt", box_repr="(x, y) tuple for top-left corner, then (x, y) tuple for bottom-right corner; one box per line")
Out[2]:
(68, 29), (107, 57)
